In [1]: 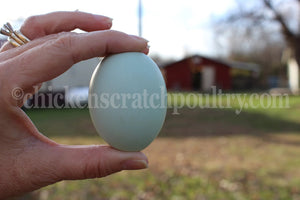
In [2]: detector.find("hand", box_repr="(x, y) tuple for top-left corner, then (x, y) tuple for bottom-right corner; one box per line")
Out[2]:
(0, 11), (149, 199)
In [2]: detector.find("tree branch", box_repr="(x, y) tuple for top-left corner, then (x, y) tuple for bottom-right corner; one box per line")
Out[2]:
(263, 0), (294, 38)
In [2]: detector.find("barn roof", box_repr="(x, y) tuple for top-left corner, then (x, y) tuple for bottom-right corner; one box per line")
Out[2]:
(224, 60), (260, 73)
(162, 54), (260, 72)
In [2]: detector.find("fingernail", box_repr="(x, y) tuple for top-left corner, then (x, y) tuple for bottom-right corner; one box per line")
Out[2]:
(106, 19), (113, 29)
(105, 17), (113, 24)
(122, 159), (148, 170)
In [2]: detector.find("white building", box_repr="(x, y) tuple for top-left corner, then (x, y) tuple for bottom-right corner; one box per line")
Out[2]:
(40, 57), (100, 91)
(39, 57), (101, 105)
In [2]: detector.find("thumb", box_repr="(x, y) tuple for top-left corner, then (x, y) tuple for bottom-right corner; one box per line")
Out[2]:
(53, 144), (148, 180)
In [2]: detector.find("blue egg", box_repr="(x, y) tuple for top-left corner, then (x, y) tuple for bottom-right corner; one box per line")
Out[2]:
(88, 52), (167, 151)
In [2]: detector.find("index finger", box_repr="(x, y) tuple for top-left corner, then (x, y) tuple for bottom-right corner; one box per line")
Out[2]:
(6, 30), (149, 91)
(21, 11), (113, 40)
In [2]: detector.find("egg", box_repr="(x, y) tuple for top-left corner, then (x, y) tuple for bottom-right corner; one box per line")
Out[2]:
(88, 52), (167, 152)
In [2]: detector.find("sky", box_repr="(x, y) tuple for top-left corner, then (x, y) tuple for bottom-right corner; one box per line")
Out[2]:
(0, 0), (236, 60)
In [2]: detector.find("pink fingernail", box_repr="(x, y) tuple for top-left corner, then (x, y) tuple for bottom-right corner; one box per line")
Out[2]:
(122, 159), (148, 170)
(99, 17), (113, 29)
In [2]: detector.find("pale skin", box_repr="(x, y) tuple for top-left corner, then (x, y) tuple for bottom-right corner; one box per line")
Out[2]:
(0, 11), (149, 199)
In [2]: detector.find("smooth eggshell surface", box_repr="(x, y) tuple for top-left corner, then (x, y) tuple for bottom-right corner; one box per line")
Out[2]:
(88, 52), (167, 151)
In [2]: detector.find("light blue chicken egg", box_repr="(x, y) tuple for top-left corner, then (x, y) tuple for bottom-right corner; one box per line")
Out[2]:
(88, 52), (167, 151)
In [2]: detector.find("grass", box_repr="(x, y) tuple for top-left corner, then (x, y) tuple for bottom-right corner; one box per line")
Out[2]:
(18, 94), (300, 200)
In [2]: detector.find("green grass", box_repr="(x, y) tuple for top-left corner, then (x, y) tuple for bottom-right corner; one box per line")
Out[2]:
(166, 93), (300, 133)
(20, 93), (300, 200)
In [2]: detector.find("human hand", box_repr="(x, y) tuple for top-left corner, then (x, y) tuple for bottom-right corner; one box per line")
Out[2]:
(0, 11), (149, 199)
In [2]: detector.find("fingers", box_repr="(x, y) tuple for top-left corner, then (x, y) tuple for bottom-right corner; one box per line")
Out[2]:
(0, 11), (112, 52)
(21, 11), (113, 40)
(0, 34), (59, 60)
(5, 30), (148, 90)
(54, 145), (148, 179)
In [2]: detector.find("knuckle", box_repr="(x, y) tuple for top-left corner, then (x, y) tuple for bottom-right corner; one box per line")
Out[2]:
(95, 148), (114, 178)
(54, 32), (77, 49)
(103, 30), (129, 52)
(48, 32), (79, 63)
(82, 146), (118, 178)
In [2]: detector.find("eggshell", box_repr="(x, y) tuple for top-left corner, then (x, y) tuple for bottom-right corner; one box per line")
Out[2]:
(88, 52), (167, 151)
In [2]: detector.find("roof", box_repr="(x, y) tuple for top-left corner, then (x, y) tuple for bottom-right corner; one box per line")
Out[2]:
(162, 55), (226, 68)
(162, 54), (260, 72)
(224, 60), (260, 73)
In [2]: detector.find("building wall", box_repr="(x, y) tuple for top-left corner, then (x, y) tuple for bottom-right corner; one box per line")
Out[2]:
(40, 57), (101, 91)
(193, 57), (231, 90)
(215, 64), (231, 90)
(164, 60), (192, 90)
(164, 56), (231, 91)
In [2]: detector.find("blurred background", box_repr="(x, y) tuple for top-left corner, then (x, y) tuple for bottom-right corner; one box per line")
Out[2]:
(1, 0), (300, 199)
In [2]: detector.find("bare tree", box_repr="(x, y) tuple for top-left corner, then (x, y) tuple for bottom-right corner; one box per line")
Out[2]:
(227, 29), (286, 74)
(262, 0), (300, 67)
(218, 0), (299, 68)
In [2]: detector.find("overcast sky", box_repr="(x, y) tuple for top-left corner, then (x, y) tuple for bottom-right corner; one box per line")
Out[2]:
(0, 0), (235, 60)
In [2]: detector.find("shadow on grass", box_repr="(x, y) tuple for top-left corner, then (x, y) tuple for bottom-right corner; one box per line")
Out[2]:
(25, 108), (98, 138)
(25, 107), (300, 140)
(160, 108), (300, 137)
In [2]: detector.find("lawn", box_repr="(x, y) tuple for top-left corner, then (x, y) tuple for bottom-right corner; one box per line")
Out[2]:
(17, 94), (300, 200)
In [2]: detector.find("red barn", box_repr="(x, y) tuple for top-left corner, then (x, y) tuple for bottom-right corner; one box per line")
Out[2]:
(162, 55), (232, 91)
